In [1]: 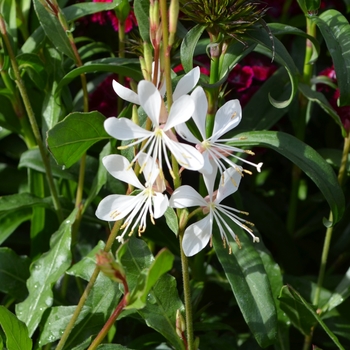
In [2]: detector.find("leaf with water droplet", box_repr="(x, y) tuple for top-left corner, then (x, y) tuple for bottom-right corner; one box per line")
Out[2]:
(15, 209), (78, 337)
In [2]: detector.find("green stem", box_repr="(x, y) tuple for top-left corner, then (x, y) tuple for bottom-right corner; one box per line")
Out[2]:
(0, 15), (63, 222)
(56, 220), (123, 350)
(117, 18), (126, 115)
(179, 228), (194, 350)
(286, 17), (316, 235)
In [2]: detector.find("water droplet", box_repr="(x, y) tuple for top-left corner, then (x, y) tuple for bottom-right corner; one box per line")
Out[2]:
(18, 311), (23, 316)
(65, 219), (70, 224)
(39, 307), (43, 311)
(48, 335), (55, 341)
(60, 330), (64, 335)
(62, 165), (66, 170)
(34, 263), (41, 270)
(147, 293), (156, 304)
(33, 284), (38, 289)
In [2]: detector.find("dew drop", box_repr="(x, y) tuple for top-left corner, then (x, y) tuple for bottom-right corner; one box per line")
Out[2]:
(62, 165), (66, 170)
(33, 284), (38, 289)
(34, 263), (41, 270)
(48, 335), (55, 341)
(65, 219), (70, 224)
(39, 307), (43, 311)
(146, 293), (156, 304)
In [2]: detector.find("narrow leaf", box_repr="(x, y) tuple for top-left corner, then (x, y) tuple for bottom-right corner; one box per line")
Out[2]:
(229, 131), (345, 225)
(279, 285), (345, 349)
(15, 209), (78, 336)
(0, 306), (32, 350)
(164, 207), (178, 235)
(180, 24), (206, 73)
(213, 227), (277, 347)
(47, 111), (109, 168)
(0, 193), (52, 213)
(310, 10), (350, 106)
(134, 0), (150, 42)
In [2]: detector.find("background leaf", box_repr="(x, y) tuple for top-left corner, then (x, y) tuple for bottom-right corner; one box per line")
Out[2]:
(47, 111), (109, 168)
(0, 306), (32, 350)
(15, 209), (77, 336)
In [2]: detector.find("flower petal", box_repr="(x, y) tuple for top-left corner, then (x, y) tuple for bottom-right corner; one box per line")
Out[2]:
(164, 136), (204, 171)
(173, 66), (200, 101)
(170, 185), (208, 208)
(112, 80), (140, 105)
(216, 167), (242, 203)
(182, 215), (212, 256)
(95, 194), (139, 221)
(137, 152), (161, 186)
(153, 192), (169, 218)
(103, 155), (143, 189)
(211, 99), (242, 140)
(175, 122), (200, 144)
(191, 86), (208, 139)
(138, 80), (161, 126)
(164, 95), (194, 131)
(104, 117), (152, 140)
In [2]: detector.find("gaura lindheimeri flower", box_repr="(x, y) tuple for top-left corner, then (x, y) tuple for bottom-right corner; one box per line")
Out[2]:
(105, 79), (204, 178)
(175, 86), (263, 177)
(95, 154), (168, 242)
(112, 66), (200, 105)
(170, 167), (259, 257)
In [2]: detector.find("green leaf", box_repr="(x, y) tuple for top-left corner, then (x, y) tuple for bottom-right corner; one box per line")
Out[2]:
(229, 131), (345, 225)
(310, 10), (350, 106)
(180, 24), (206, 73)
(269, 23), (320, 64)
(239, 68), (290, 131)
(0, 0), (17, 50)
(126, 248), (175, 309)
(56, 58), (142, 93)
(15, 209), (78, 336)
(39, 306), (91, 347)
(64, 242), (122, 349)
(164, 207), (178, 235)
(63, 1), (122, 21)
(322, 267), (350, 313)
(298, 83), (347, 137)
(47, 111), (109, 169)
(279, 285), (345, 349)
(0, 248), (30, 301)
(213, 227), (277, 347)
(134, 0), (150, 42)
(0, 306), (32, 350)
(96, 345), (135, 350)
(0, 193), (52, 214)
(120, 238), (185, 350)
(33, 0), (76, 60)
(0, 209), (32, 245)
(247, 27), (300, 108)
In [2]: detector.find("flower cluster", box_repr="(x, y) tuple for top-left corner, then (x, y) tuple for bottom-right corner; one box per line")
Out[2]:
(96, 66), (262, 256)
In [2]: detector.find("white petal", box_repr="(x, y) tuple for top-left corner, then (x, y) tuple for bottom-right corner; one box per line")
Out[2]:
(153, 192), (169, 218)
(95, 194), (138, 221)
(164, 137), (204, 171)
(202, 166), (217, 198)
(175, 122), (200, 144)
(216, 167), (242, 203)
(182, 215), (212, 256)
(138, 80), (161, 126)
(138, 153), (160, 186)
(199, 151), (215, 176)
(211, 99), (242, 140)
(164, 95), (194, 131)
(104, 117), (152, 140)
(173, 66), (200, 101)
(191, 86), (208, 139)
(170, 185), (208, 208)
(103, 155), (143, 189)
(112, 80), (140, 105)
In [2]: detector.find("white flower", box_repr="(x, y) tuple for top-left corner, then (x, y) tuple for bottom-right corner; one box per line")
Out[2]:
(170, 167), (259, 257)
(175, 86), (263, 177)
(95, 154), (169, 242)
(105, 79), (204, 178)
(112, 66), (200, 104)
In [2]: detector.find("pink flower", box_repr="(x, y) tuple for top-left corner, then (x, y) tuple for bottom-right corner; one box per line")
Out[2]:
(91, 0), (137, 33)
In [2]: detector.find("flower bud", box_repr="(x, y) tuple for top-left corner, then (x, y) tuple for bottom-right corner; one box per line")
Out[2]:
(176, 309), (186, 338)
(96, 251), (126, 284)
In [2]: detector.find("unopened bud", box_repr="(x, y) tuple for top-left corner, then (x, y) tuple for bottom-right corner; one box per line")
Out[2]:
(114, 0), (130, 22)
(176, 309), (186, 338)
(96, 251), (126, 284)
(168, 0), (179, 46)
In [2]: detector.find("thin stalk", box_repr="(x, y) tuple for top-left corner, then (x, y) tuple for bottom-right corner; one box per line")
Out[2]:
(117, 18), (126, 115)
(0, 15), (63, 222)
(56, 219), (123, 350)
(302, 135), (350, 350)
(286, 17), (316, 235)
(87, 279), (129, 350)
(159, 0), (173, 108)
(179, 228), (194, 350)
